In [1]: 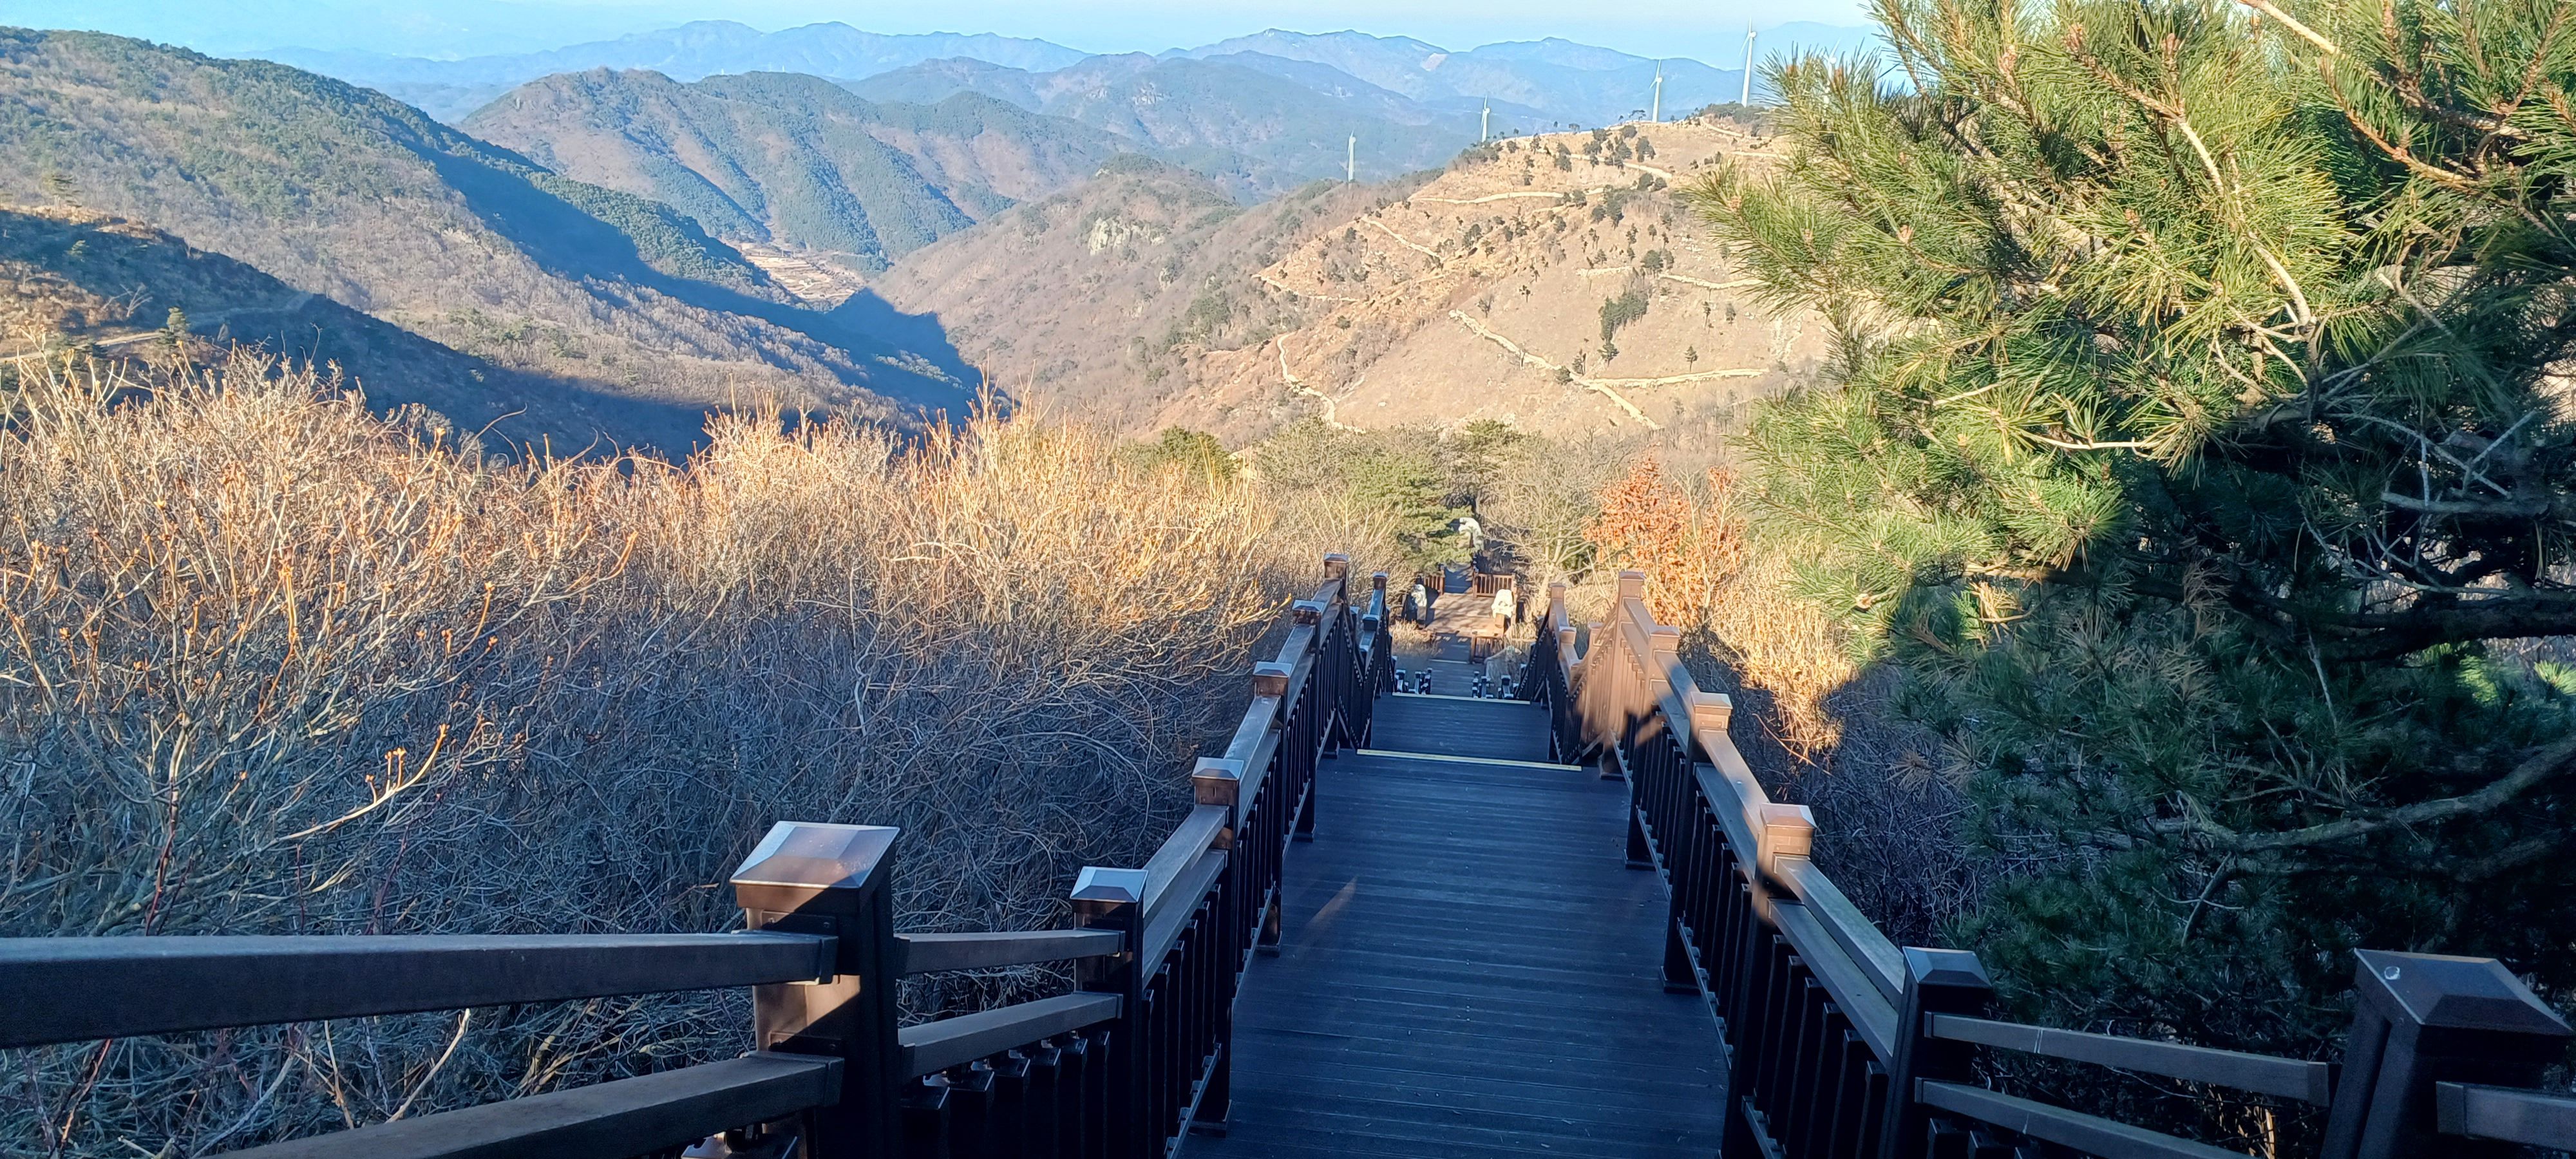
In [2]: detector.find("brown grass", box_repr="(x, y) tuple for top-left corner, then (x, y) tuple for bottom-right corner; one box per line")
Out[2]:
(0, 353), (1355, 1156)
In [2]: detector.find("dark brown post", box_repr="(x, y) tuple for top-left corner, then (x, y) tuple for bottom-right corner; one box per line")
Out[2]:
(1072, 866), (1148, 1159)
(1367, 570), (1392, 706)
(1189, 759), (1241, 1136)
(733, 822), (904, 1159)
(1876, 947), (1996, 1159)
(2320, 950), (2572, 1159)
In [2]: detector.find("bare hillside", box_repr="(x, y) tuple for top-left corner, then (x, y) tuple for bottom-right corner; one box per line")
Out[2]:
(1162, 117), (1826, 438)
(876, 116), (1821, 438)
(869, 157), (1415, 426)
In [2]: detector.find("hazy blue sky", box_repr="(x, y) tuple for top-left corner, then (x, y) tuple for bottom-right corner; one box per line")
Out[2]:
(0, 0), (1870, 66)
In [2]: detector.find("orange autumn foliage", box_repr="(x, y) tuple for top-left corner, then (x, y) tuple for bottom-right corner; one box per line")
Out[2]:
(1584, 459), (1748, 629)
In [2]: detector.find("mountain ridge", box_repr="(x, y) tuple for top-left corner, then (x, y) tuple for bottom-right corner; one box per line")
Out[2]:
(462, 69), (1133, 270)
(0, 27), (978, 448)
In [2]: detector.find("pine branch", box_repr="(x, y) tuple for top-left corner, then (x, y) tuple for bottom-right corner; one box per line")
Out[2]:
(2150, 731), (2576, 853)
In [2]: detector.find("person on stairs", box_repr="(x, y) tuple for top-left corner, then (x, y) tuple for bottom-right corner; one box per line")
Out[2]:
(1411, 576), (1434, 628)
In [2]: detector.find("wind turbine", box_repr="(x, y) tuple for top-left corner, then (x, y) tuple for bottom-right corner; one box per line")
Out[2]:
(1481, 99), (1492, 142)
(1740, 27), (1757, 106)
(1347, 135), (1357, 182)
(1650, 62), (1663, 123)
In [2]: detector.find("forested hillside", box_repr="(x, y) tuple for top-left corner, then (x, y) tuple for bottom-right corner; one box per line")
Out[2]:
(464, 70), (1130, 271)
(0, 28), (976, 446)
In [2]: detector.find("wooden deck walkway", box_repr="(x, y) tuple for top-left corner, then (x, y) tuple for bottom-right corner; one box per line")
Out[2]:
(1189, 692), (1727, 1158)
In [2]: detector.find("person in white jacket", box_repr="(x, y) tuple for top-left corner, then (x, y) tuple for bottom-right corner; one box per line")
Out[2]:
(1490, 585), (1517, 634)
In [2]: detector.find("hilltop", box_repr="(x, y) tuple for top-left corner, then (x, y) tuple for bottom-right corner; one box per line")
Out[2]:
(0, 28), (977, 446)
(874, 115), (1823, 438)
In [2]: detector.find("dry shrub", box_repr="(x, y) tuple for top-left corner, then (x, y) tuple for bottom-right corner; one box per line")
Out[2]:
(0, 353), (1316, 1156)
(1579, 456), (1977, 946)
(1584, 458), (1850, 750)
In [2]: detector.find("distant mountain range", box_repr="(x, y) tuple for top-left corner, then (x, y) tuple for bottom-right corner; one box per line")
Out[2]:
(240, 21), (1879, 193)
(840, 53), (1502, 195)
(245, 21), (1875, 133)
(0, 28), (980, 449)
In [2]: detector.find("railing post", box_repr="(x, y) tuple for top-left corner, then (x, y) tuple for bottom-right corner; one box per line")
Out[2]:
(1584, 617), (1618, 780)
(1366, 570), (1392, 710)
(1072, 867), (1149, 1159)
(1255, 661), (1314, 842)
(732, 822), (904, 1159)
(1190, 760), (1242, 1137)
(1687, 688), (1732, 756)
(2320, 950), (2573, 1159)
(1875, 947), (1996, 1159)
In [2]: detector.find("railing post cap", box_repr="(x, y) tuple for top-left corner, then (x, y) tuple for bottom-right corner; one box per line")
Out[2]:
(1070, 867), (1147, 906)
(1292, 598), (1326, 625)
(1688, 688), (1734, 732)
(1649, 624), (1681, 652)
(731, 822), (900, 909)
(1754, 802), (1814, 878)
(1191, 757), (1244, 783)
(1900, 947), (1995, 992)
(1253, 661), (1293, 697)
(1322, 552), (1351, 578)
(2351, 950), (2573, 1037)
(1616, 570), (1646, 598)
(1372, 570), (1389, 590)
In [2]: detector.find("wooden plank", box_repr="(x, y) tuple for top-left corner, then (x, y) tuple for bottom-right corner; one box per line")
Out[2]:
(1142, 805), (1228, 914)
(1931, 1015), (2334, 1104)
(898, 993), (1121, 1078)
(1917, 1080), (2256, 1159)
(1142, 848), (1227, 968)
(2439, 1082), (2576, 1147)
(1192, 733), (1725, 1158)
(0, 933), (833, 1049)
(217, 1053), (839, 1159)
(895, 930), (1121, 975)
(1775, 858), (1904, 1003)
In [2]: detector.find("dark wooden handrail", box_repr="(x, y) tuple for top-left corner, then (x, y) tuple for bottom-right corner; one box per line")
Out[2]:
(1915, 1082), (2251, 1159)
(217, 1053), (842, 1159)
(1534, 569), (2576, 1159)
(1927, 1014), (2336, 1105)
(897, 993), (1123, 1078)
(893, 929), (1122, 974)
(0, 932), (835, 1050)
(2438, 1081), (2576, 1148)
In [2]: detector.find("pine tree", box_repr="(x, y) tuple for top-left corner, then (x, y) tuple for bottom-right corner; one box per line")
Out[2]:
(1696, 0), (2576, 1057)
